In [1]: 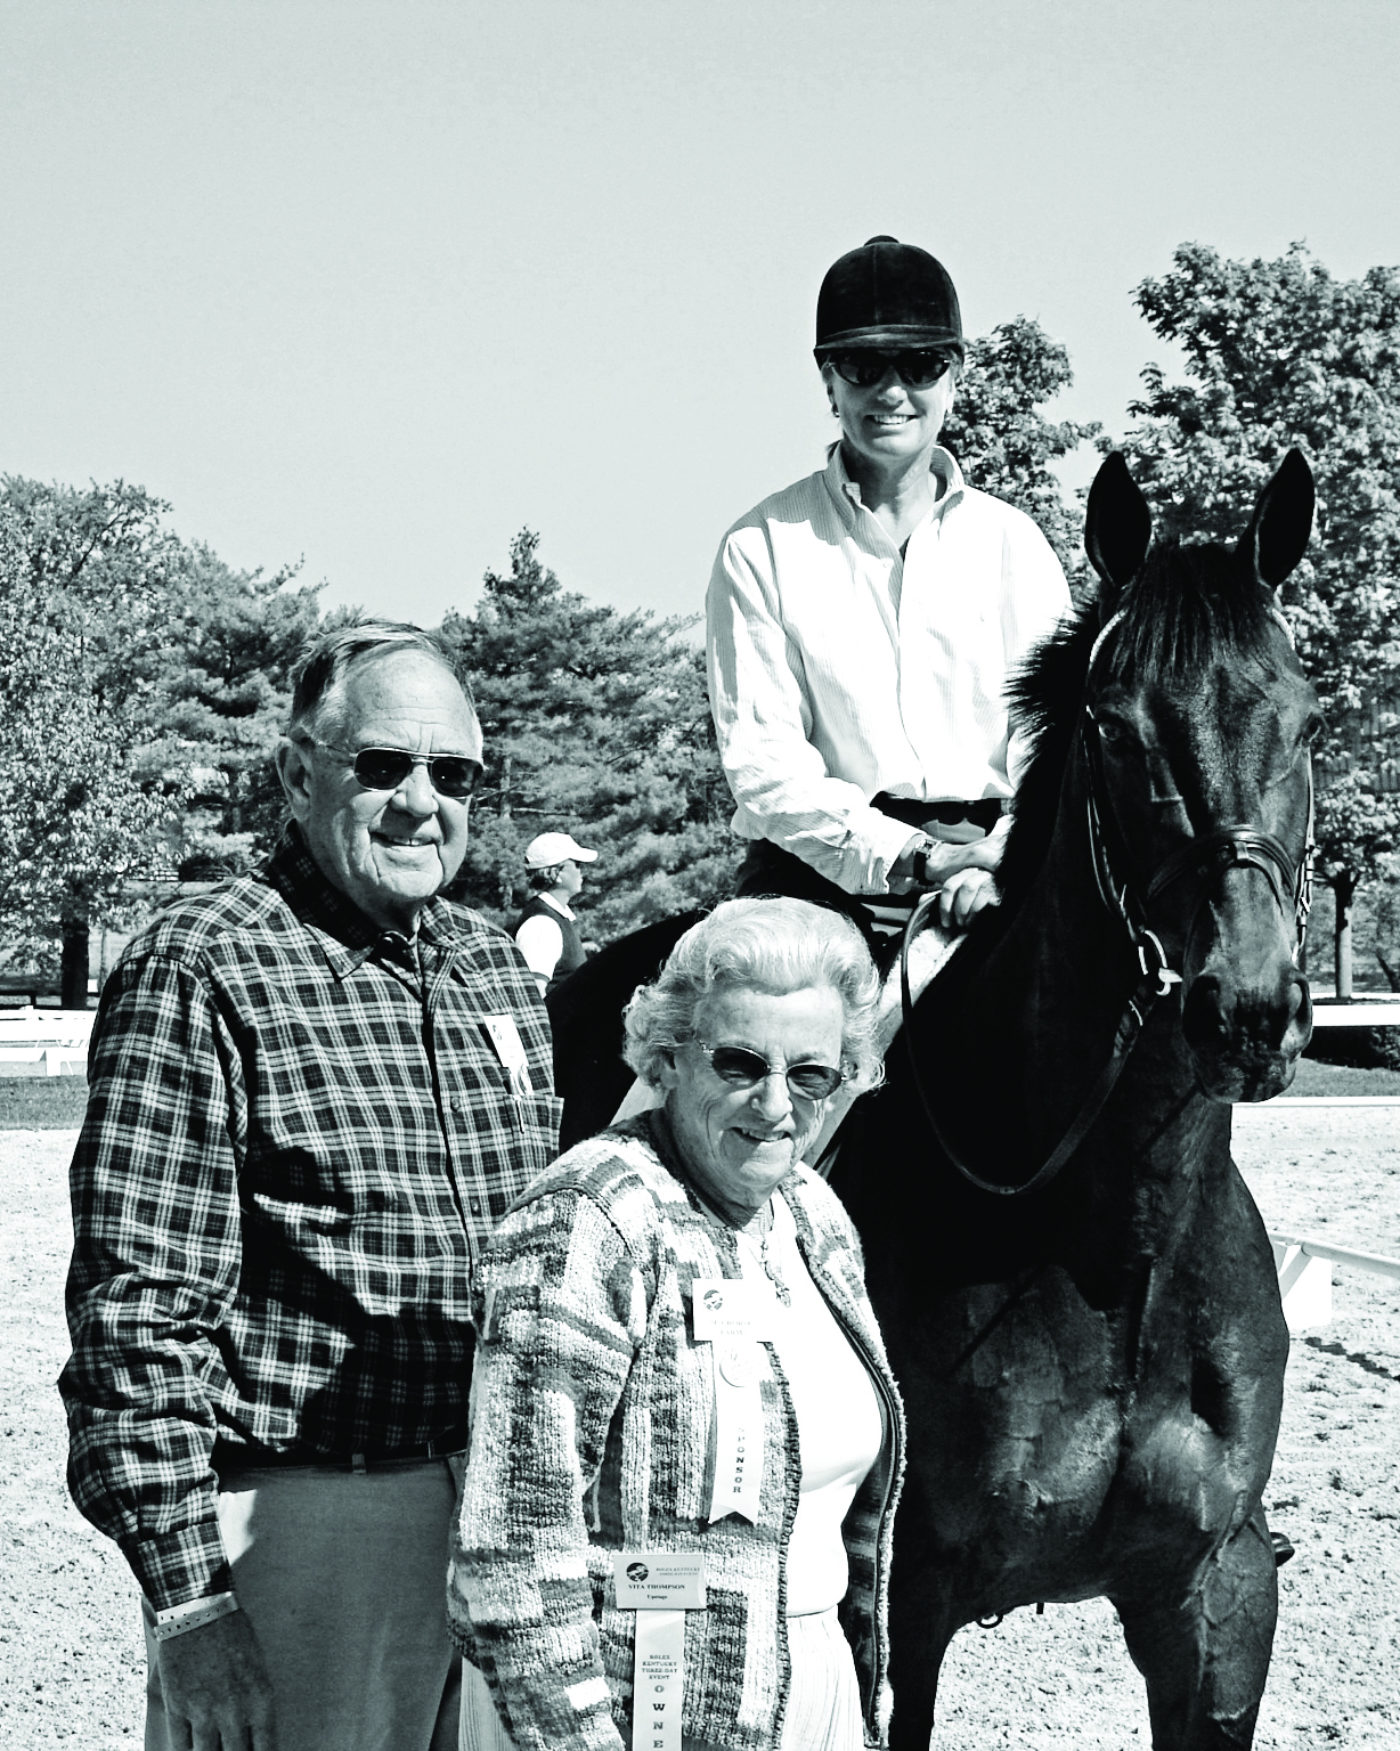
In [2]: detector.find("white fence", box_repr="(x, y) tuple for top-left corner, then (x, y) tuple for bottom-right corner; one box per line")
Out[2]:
(0, 1007), (95, 1076)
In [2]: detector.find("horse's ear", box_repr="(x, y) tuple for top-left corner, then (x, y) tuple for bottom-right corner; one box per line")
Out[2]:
(1236, 448), (1314, 592)
(1085, 452), (1152, 608)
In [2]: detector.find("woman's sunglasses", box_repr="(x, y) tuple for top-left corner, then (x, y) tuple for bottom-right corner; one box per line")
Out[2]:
(826, 348), (954, 390)
(695, 1041), (846, 1102)
(313, 741), (483, 799)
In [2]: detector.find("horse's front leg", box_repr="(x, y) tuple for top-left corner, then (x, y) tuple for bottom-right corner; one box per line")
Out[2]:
(884, 1544), (957, 1751)
(1113, 1506), (1278, 1750)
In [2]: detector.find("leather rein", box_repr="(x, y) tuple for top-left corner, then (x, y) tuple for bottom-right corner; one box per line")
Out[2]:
(899, 608), (1316, 1198)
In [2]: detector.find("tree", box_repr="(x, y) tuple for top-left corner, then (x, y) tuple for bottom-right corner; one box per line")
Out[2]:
(145, 546), (326, 880)
(441, 531), (737, 941)
(0, 480), (186, 1003)
(941, 315), (1101, 581)
(1115, 243), (1400, 994)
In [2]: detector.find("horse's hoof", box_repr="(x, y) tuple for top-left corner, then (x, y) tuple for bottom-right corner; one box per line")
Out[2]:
(1271, 1530), (1295, 1567)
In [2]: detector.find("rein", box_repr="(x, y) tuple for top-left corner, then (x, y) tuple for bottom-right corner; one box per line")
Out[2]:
(900, 608), (1315, 1199)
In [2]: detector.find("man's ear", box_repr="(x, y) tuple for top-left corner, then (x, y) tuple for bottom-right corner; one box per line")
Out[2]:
(275, 738), (314, 822)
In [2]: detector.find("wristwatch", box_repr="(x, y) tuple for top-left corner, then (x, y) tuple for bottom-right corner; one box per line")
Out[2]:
(911, 837), (937, 888)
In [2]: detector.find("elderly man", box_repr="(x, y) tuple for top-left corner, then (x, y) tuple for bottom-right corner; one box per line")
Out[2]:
(61, 622), (559, 1751)
(707, 236), (1072, 945)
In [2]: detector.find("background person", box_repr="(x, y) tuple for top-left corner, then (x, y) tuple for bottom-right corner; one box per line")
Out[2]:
(512, 829), (597, 994)
(61, 621), (560, 1751)
(707, 235), (1073, 944)
(450, 897), (905, 1751)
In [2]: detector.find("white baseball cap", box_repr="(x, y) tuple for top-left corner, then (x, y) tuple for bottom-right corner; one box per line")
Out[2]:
(523, 831), (598, 869)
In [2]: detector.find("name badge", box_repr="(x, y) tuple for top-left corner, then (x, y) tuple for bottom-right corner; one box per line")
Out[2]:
(613, 1551), (706, 1611)
(690, 1277), (777, 1344)
(482, 1013), (533, 1099)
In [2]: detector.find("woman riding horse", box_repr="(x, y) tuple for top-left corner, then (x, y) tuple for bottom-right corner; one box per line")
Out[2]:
(706, 234), (1072, 944)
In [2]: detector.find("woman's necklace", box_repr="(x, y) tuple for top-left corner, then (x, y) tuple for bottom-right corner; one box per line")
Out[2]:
(735, 1218), (791, 1309)
(682, 1171), (792, 1309)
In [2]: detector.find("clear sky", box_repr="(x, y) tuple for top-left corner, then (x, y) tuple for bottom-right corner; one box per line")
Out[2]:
(2, 0), (1397, 628)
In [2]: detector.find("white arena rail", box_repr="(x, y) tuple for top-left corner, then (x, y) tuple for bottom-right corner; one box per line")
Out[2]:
(0, 1007), (95, 1076)
(1269, 1233), (1400, 1333)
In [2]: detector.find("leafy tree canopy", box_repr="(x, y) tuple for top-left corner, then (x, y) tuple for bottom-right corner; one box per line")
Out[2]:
(0, 480), (183, 965)
(1116, 243), (1400, 897)
(942, 315), (1101, 579)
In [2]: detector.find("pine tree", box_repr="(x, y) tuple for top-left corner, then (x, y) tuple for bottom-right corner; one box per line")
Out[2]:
(441, 531), (736, 939)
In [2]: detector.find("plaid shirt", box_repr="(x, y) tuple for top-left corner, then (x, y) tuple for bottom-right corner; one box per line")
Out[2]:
(61, 827), (560, 1611)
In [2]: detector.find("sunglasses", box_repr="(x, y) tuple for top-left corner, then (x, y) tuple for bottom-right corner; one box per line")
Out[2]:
(314, 742), (483, 800)
(826, 348), (954, 390)
(694, 1041), (846, 1102)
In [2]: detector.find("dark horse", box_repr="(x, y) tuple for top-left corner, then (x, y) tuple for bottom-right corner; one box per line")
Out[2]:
(551, 449), (1318, 1747)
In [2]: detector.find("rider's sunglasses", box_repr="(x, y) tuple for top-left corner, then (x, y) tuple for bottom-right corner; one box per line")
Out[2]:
(695, 1041), (847, 1102)
(312, 741), (483, 800)
(826, 348), (955, 390)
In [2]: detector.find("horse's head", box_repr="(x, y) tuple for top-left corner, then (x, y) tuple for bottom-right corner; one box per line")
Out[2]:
(1082, 449), (1319, 1103)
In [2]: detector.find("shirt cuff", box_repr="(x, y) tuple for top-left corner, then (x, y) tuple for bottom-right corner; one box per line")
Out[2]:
(122, 1517), (233, 1614)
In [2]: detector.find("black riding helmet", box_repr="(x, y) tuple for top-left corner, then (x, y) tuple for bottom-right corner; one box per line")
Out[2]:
(814, 235), (964, 359)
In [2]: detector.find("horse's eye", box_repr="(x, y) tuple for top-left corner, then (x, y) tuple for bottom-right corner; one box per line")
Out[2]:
(1094, 714), (1136, 753)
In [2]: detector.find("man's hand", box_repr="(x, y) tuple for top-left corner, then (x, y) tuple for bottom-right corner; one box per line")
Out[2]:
(156, 1609), (278, 1751)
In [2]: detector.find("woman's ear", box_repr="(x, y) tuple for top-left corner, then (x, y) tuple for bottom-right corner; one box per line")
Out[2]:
(820, 361), (841, 419)
(654, 1048), (681, 1092)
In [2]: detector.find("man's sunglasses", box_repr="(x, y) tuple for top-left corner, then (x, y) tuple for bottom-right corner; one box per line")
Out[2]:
(695, 1041), (847, 1102)
(826, 348), (955, 390)
(313, 741), (483, 800)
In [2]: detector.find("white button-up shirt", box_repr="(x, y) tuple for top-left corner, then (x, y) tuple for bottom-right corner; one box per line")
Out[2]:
(706, 444), (1072, 895)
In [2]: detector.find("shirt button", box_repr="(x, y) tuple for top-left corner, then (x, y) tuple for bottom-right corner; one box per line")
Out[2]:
(470, 1198), (483, 1216)
(449, 1096), (464, 1113)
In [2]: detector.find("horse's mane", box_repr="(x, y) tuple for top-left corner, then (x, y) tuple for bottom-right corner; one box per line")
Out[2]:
(996, 539), (1285, 910)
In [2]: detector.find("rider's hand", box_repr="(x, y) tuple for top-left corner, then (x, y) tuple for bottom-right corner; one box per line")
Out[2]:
(890, 832), (1004, 892)
(156, 1608), (278, 1751)
(936, 866), (1000, 930)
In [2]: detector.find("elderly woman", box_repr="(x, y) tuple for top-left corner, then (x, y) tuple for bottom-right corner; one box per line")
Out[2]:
(449, 897), (904, 1751)
(706, 235), (1072, 944)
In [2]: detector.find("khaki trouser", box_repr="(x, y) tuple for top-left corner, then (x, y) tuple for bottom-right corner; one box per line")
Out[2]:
(144, 1458), (462, 1751)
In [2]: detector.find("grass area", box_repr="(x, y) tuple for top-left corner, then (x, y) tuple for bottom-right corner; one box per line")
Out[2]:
(0, 1077), (88, 1129)
(1288, 1056), (1400, 1097)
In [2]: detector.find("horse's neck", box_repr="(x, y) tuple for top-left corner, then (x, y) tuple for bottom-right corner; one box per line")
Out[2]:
(930, 776), (1230, 1215)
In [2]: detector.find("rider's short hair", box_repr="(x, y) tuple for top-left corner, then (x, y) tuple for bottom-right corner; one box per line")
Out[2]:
(621, 897), (884, 1093)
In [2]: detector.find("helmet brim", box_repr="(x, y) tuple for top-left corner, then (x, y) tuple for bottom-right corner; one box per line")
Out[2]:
(815, 325), (965, 357)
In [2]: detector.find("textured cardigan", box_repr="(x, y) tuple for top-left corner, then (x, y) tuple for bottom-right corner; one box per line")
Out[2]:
(449, 1111), (905, 1751)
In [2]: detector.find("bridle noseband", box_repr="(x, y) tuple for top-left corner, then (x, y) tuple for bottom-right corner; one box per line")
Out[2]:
(901, 605), (1315, 1198)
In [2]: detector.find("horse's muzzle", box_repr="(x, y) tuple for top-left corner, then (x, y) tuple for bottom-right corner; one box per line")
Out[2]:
(1181, 966), (1313, 1103)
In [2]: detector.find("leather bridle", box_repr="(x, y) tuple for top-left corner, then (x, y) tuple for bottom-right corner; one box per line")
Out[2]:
(900, 607), (1315, 1198)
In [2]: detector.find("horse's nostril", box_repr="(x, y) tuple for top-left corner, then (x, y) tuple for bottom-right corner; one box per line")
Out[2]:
(1181, 976), (1229, 1053)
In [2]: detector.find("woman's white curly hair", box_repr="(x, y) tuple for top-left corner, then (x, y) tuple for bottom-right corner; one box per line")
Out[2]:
(622, 897), (884, 1094)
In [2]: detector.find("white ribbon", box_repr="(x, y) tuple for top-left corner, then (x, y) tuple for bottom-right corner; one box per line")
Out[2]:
(708, 1342), (766, 1523)
(633, 1608), (686, 1751)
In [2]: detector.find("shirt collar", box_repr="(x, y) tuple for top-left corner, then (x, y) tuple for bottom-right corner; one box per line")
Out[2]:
(823, 440), (966, 529)
(265, 824), (462, 980)
(538, 891), (576, 921)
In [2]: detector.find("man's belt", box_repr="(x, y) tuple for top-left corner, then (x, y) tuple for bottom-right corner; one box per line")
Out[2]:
(212, 1428), (470, 1474)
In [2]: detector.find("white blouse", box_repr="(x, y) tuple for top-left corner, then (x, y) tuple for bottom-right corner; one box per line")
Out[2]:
(737, 1194), (885, 1616)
